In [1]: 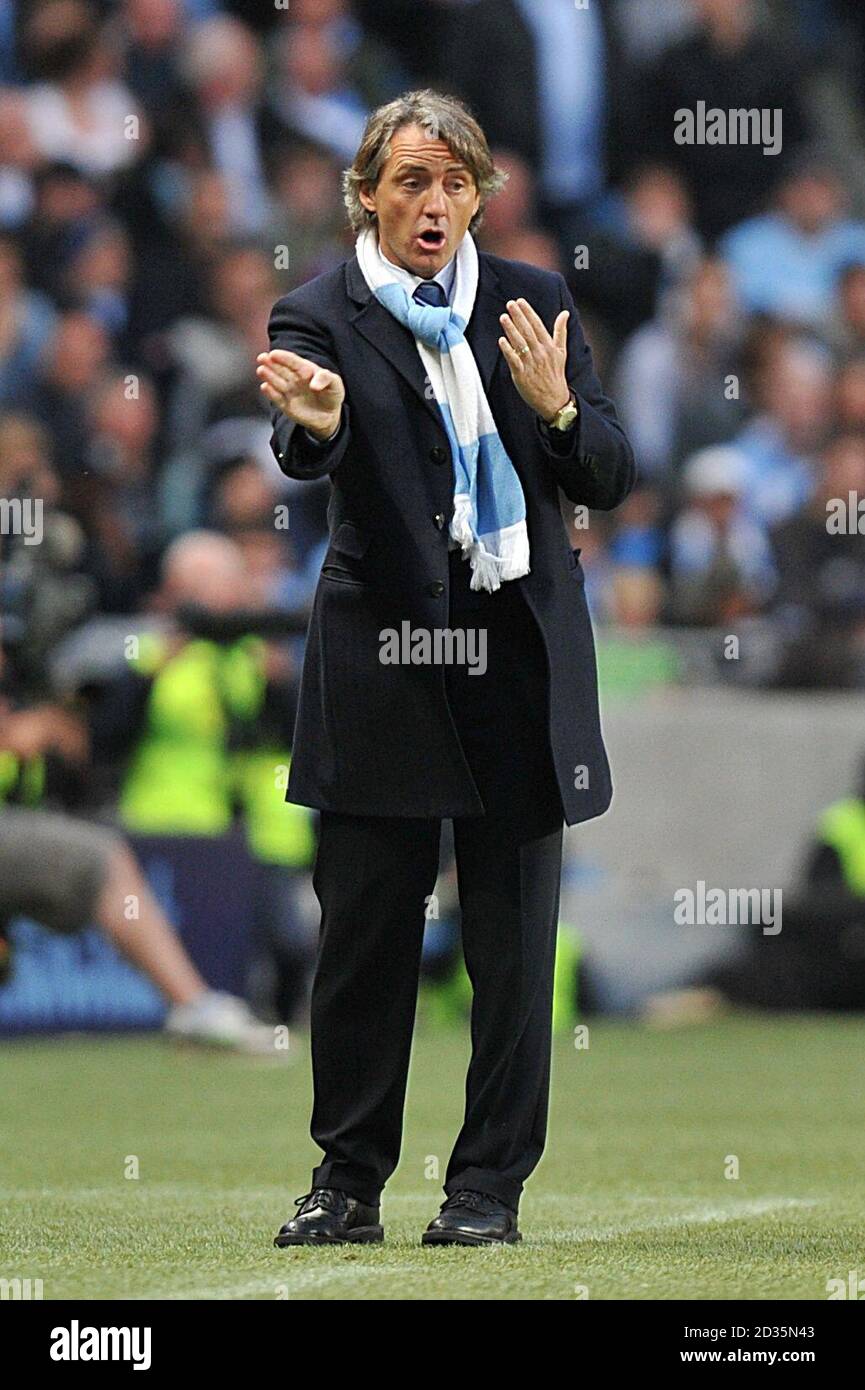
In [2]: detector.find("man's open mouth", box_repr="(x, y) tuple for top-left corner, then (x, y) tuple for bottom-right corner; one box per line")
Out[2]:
(417, 228), (446, 249)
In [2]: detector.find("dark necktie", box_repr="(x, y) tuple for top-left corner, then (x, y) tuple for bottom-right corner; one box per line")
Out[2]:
(412, 278), (456, 547)
(413, 280), (449, 309)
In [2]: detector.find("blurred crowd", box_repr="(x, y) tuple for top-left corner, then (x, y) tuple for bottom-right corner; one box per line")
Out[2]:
(3, 0), (865, 1025)
(3, 0), (865, 723)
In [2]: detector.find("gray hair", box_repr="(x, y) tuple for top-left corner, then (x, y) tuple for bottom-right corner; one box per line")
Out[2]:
(342, 89), (507, 236)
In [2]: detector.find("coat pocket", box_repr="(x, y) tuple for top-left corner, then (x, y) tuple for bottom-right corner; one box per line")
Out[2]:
(321, 564), (369, 588)
(321, 521), (372, 586)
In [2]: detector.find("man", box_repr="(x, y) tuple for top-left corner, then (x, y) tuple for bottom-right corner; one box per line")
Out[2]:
(88, 531), (316, 1022)
(719, 153), (865, 329)
(635, 0), (809, 241)
(257, 90), (635, 1246)
(644, 751), (865, 1023)
(0, 712), (278, 1055)
(443, 0), (633, 248)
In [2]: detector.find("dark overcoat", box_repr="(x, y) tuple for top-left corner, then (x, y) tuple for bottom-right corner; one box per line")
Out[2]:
(267, 249), (636, 825)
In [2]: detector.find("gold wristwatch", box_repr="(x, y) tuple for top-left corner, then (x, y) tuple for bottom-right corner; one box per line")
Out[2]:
(546, 392), (579, 432)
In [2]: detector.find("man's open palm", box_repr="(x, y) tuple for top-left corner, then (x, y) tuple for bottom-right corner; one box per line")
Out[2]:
(257, 349), (345, 439)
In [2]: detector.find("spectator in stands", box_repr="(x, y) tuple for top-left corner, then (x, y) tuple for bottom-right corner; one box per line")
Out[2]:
(613, 0), (695, 65)
(351, 0), (458, 84)
(0, 89), (41, 229)
(614, 256), (745, 479)
(595, 565), (681, 702)
(120, 0), (189, 117)
(285, 0), (409, 108)
(576, 164), (703, 344)
(16, 160), (102, 303)
(124, 168), (229, 359)
(1, 0), (864, 820)
(588, 481), (680, 697)
(206, 453), (313, 610)
(176, 16), (277, 236)
(608, 485), (666, 576)
(668, 445), (776, 626)
(60, 216), (136, 355)
(269, 14), (370, 166)
(19, 0), (149, 179)
(0, 409), (61, 514)
(72, 367), (165, 614)
(636, 0), (809, 240)
(720, 154), (865, 330)
(826, 262), (865, 357)
(0, 410), (94, 704)
(770, 430), (865, 688)
(0, 230), (56, 408)
(263, 139), (349, 289)
(165, 241), (279, 452)
(732, 335), (831, 527)
(474, 149), (560, 274)
(445, 0), (633, 258)
(30, 308), (110, 478)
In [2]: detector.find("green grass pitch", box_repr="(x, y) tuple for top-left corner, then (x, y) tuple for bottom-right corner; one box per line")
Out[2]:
(1, 1015), (863, 1300)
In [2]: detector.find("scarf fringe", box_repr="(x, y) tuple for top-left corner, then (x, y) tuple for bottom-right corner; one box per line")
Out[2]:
(451, 496), (530, 592)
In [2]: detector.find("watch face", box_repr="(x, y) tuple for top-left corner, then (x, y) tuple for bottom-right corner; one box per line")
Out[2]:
(554, 405), (578, 430)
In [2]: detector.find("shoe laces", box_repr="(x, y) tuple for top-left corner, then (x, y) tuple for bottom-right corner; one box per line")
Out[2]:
(294, 1187), (347, 1215)
(443, 1189), (502, 1216)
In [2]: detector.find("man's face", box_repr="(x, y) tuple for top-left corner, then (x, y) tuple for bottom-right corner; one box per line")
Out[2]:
(780, 173), (842, 236)
(359, 122), (481, 278)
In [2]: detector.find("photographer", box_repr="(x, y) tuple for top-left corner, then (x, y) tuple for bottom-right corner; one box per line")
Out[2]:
(0, 429), (290, 1049)
(87, 530), (317, 1023)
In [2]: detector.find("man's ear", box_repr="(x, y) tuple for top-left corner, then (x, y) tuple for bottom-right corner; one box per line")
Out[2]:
(359, 183), (377, 216)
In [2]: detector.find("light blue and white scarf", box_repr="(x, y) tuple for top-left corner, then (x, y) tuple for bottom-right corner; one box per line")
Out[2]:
(356, 226), (530, 592)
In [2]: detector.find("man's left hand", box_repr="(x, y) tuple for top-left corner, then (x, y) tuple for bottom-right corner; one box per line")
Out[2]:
(498, 298), (572, 424)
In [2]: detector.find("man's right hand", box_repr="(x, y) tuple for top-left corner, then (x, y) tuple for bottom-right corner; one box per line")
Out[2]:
(256, 349), (345, 441)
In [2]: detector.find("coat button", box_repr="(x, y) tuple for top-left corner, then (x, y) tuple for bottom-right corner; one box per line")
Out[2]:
(428, 580), (445, 596)
(430, 446), (447, 464)
(433, 513), (446, 529)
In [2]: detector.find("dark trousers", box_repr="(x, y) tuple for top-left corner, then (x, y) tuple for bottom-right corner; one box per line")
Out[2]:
(307, 549), (565, 1212)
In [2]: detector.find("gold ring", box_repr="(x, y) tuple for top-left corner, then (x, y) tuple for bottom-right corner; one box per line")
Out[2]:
(518, 345), (531, 358)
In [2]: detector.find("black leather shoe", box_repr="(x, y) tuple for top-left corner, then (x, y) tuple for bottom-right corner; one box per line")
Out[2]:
(422, 1190), (521, 1246)
(274, 1188), (383, 1246)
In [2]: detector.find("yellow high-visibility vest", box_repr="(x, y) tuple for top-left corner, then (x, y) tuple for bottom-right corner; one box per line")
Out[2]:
(816, 798), (865, 897)
(0, 749), (45, 806)
(121, 633), (313, 869)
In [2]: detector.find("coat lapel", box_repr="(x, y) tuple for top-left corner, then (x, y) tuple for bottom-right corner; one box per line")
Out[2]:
(346, 250), (506, 427)
(465, 262), (507, 398)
